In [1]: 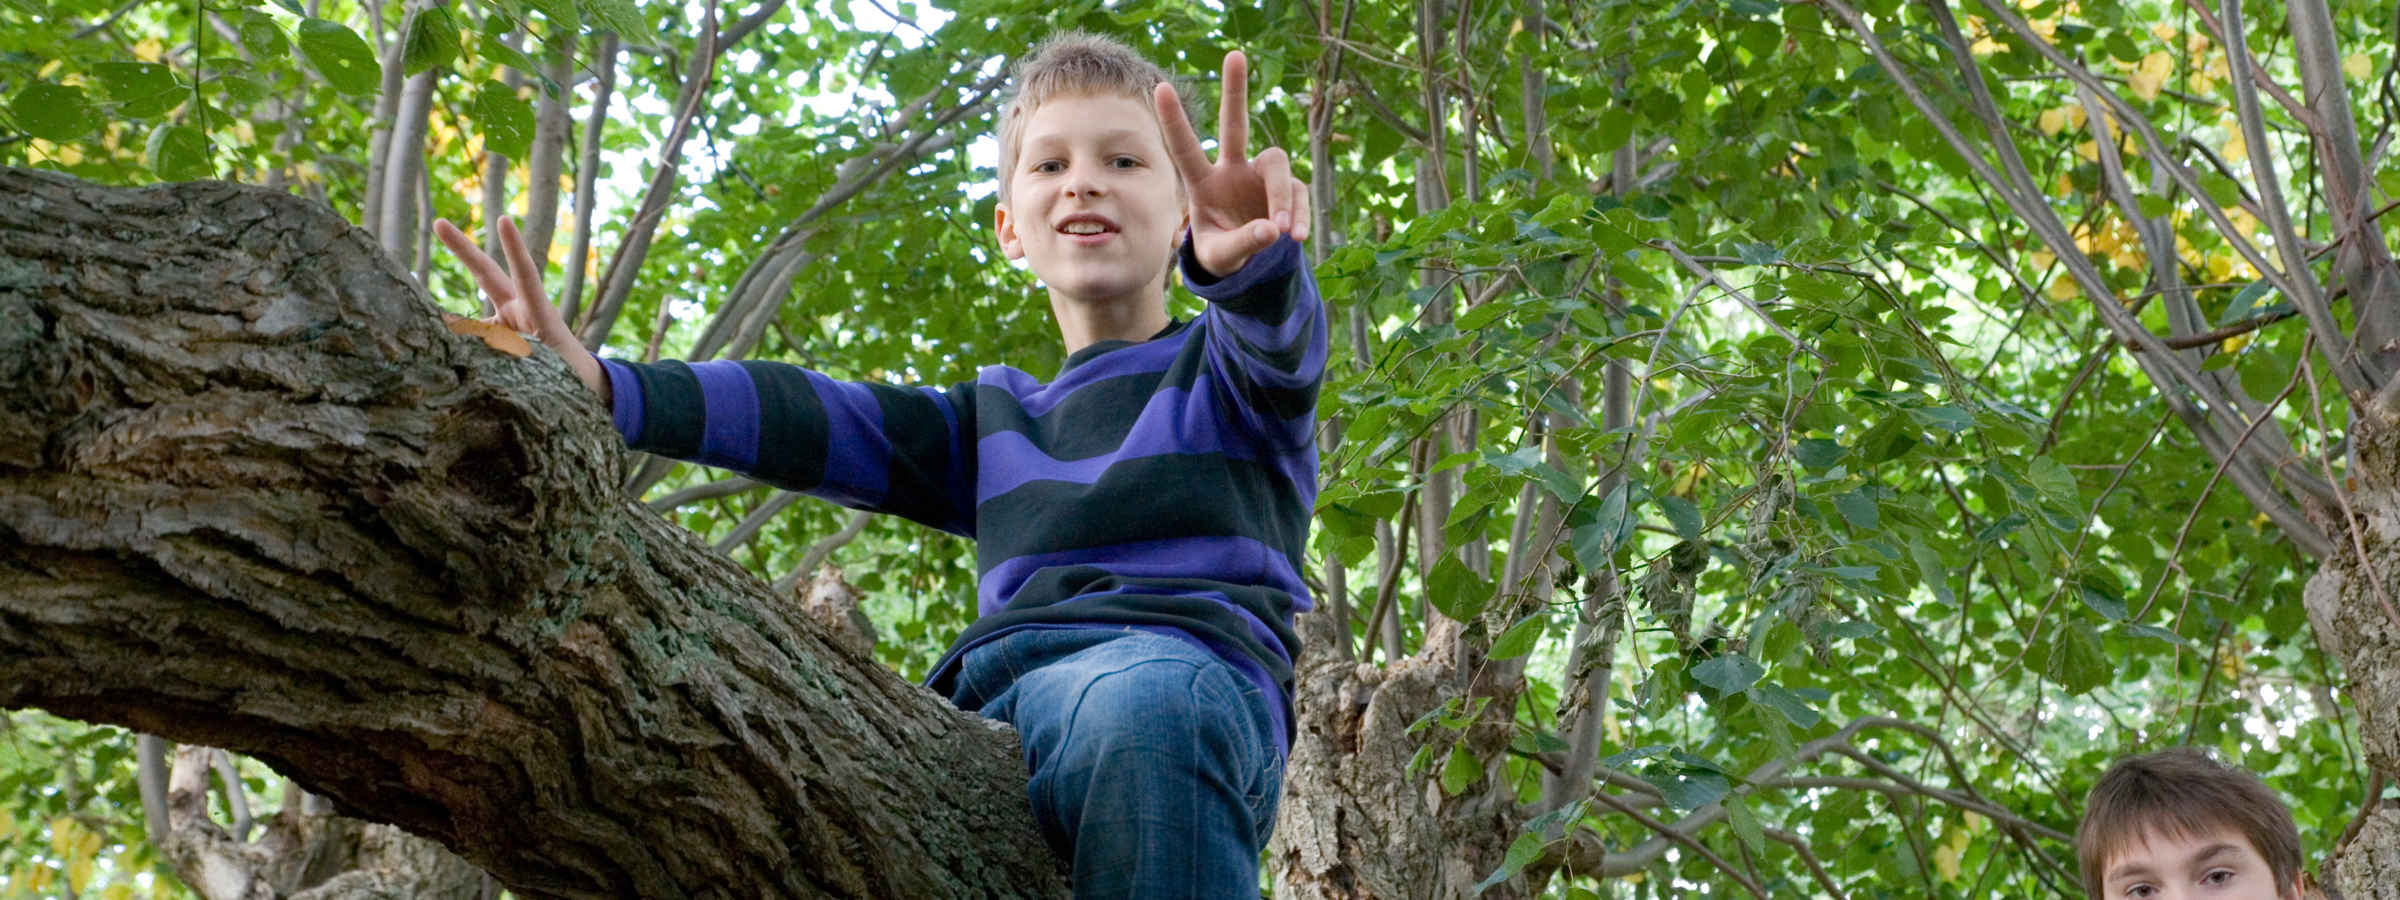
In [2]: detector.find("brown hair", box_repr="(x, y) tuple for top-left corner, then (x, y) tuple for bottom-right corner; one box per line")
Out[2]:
(994, 31), (1180, 202)
(2075, 747), (2301, 899)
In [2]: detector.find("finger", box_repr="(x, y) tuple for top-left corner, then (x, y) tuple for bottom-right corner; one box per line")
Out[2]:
(1154, 82), (1215, 182)
(1217, 51), (1248, 164)
(1291, 178), (1311, 243)
(433, 219), (515, 301)
(1254, 147), (1293, 233)
(497, 218), (551, 329)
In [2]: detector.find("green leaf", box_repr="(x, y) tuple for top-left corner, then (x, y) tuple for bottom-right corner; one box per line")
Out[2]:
(1794, 437), (1847, 470)
(403, 5), (463, 77)
(1723, 795), (1766, 854)
(2047, 621), (2109, 695)
(1751, 683), (1822, 728)
(1439, 743), (1482, 795)
(145, 124), (212, 180)
(478, 33), (539, 76)
(299, 19), (381, 95)
(1472, 831), (1548, 894)
(2028, 455), (2079, 507)
(92, 62), (184, 118)
(1488, 613), (1546, 660)
(1734, 241), (1782, 265)
(10, 83), (100, 141)
(1906, 403), (1975, 433)
(2079, 584), (2129, 622)
(578, 0), (646, 36)
(237, 11), (289, 59)
(1640, 768), (1730, 812)
(470, 80), (536, 161)
(1691, 652), (1764, 696)
(1428, 557), (1493, 622)
(1659, 495), (1702, 541)
(1834, 489), (1879, 531)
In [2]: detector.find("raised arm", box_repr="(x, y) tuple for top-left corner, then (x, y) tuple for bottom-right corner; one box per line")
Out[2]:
(1155, 51), (1327, 448)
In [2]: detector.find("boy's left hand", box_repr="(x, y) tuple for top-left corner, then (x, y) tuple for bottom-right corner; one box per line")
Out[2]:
(1157, 50), (1311, 279)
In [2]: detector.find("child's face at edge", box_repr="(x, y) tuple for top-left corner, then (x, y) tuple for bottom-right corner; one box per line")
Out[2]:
(2099, 827), (2297, 900)
(995, 91), (1186, 312)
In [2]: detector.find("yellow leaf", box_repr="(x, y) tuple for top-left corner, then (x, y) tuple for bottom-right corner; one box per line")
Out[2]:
(2149, 23), (2178, 42)
(2222, 332), (2253, 354)
(28, 862), (55, 891)
(2038, 107), (2069, 136)
(105, 885), (137, 900)
(2222, 131), (2247, 163)
(1934, 842), (1963, 881)
(2054, 171), (2073, 198)
(2028, 249), (2056, 272)
(2346, 53), (2373, 81)
(49, 816), (78, 860)
(68, 854), (94, 894)
(0, 807), (11, 840)
(38, 58), (63, 77)
(2048, 276), (2081, 301)
(2076, 139), (2100, 163)
(2131, 52), (2172, 101)
(134, 36), (165, 62)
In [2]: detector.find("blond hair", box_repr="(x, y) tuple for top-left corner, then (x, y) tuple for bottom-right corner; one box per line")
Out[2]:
(2075, 747), (2302, 899)
(995, 31), (1179, 201)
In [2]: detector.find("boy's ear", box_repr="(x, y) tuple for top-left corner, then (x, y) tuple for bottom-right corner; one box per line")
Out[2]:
(994, 200), (1026, 260)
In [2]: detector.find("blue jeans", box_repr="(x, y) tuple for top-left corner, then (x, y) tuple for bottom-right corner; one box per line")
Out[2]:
(946, 627), (1283, 900)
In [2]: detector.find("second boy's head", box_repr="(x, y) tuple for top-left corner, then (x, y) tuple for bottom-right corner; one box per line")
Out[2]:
(2076, 748), (2302, 900)
(993, 32), (1189, 315)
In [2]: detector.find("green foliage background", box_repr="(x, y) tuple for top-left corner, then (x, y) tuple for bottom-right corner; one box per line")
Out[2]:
(3, 0), (2394, 895)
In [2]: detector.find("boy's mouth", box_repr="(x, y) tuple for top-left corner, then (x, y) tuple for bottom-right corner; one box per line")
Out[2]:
(1055, 214), (1119, 240)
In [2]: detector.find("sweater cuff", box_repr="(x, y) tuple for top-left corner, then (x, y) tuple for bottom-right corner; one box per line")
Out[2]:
(600, 358), (645, 445)
(1180, 235), (1302, 312)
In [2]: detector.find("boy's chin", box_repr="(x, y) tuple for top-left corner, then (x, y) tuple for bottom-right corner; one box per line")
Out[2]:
(1039, 271), (1165, 307)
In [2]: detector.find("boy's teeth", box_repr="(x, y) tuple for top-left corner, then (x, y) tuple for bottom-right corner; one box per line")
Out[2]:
(1064, 222), (1106, 234)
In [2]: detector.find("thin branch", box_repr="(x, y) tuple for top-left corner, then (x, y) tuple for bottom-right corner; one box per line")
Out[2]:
(770, 510), (874, 595)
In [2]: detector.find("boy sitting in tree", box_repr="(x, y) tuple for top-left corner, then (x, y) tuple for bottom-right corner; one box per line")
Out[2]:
(435, 30), (1322, 898)
(2077, 747), (2308, 900)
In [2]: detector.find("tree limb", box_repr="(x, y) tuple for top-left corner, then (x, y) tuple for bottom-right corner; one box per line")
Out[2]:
(0, 167), (1066, 898)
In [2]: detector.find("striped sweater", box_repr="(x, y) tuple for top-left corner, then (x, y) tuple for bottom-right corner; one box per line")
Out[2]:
(598, 237), (1325, 749)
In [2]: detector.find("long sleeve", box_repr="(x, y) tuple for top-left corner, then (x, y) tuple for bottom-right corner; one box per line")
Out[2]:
(600, 358), (977, 536)
(1179, 236), (1328, 449)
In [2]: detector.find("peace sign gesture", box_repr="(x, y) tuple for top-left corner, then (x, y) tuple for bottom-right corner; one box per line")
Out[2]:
(1155, 50), (1311, 278)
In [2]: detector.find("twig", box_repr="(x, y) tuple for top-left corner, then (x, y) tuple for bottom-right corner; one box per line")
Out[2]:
(2134, 334), (2310, 621)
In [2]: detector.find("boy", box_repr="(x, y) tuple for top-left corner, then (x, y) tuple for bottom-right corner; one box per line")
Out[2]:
(433, 31), (1322, 899)
(2077, 747), (2305, 900)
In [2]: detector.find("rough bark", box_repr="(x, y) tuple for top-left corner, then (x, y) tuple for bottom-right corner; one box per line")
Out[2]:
(2303, 393), (2400, 900)
(0, 168), (1066, 899)
(1272, 613), (1525, 900)
(159, 744), (488, 900)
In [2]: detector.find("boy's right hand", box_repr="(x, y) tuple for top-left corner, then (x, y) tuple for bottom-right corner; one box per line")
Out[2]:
(432, 217), (608, 402)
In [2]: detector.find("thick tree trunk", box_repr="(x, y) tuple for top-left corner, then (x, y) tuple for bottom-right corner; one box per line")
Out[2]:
(2303, 393), (2400, 900)
(1272, 613), (1526, 900)
(0, 168), (1066, 899)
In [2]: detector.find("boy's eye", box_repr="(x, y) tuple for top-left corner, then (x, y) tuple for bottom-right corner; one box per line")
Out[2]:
(1110, 156), (1141, 169)
(2202, 868), (2235, 885)
(2123, 885), (2155, 899)
(1033, 160), (1064, 174)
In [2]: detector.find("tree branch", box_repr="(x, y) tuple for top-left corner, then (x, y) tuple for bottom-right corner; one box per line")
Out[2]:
(0, 167), (1066, 898)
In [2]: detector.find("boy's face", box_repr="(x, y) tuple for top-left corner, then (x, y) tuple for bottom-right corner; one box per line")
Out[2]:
(2099, 827), (2297, 900)
(995, 91), (1186, 309)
